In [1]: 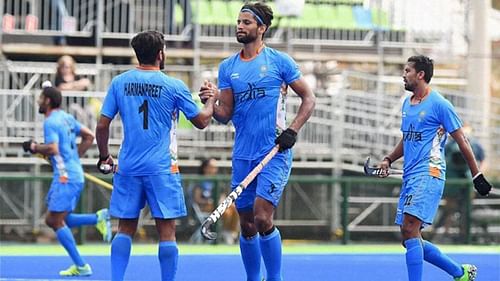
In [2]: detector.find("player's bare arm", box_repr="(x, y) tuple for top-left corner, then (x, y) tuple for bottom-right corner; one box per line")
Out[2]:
(213, 88), (234, 124)
(274, 78), (315, 152)
(200, 86), (233, 124)
(199, 80), (233, 124)
(95, 116), (112, 158)
(190, 96), (216, 129)
(378, 138), (404, 176)
(95, 116), (115, 174)
(78, 126), (95, 157)
(450, 128), (492, 196)
(287, 77), (316, 133)
(449, 128), (480, 176)
(31, 142), (59, 157)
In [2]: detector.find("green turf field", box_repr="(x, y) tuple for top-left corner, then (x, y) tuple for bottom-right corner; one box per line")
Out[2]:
(1, 242), (498, 256)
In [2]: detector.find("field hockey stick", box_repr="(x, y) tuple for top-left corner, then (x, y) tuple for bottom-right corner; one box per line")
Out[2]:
(200, 145), (279, 240)
(34, 153), (113, 191)
(363, 156), (500, 196)
(84, 172), (113, 191)
(363, 157), (403, 177)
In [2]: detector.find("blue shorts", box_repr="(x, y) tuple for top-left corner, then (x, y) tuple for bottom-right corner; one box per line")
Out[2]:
(395, 175), (444, 228)
(231, 150), (292, 211)
(46, 181), (84, 212)
(110, 173), (187, 219)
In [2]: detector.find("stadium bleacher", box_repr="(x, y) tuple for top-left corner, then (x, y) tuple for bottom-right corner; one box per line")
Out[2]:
(1, 0), (499, 244)
(1, 0), (497, 169)
(1, 0), (400, 54)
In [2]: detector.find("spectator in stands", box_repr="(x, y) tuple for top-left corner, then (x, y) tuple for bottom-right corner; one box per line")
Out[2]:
(22, 85), (111, 277)
(95, 30), (215, 281)
(191, 158), (239, 244)
(434, 123), (485, 242)
(55, 55), (91, 91)
(376, 55), (492, 281)
(199, 2), (316, 280)
(55, 55), (100, 119)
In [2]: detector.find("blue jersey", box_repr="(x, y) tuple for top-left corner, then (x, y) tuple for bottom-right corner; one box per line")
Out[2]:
(218, 47), (301, 160)
(101, 69), (200, 175)
(44, 110), (84, 183)
(401, 89), (462, 180)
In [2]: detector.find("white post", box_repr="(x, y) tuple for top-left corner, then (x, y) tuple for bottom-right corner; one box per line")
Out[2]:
(466, 0), (491, 168)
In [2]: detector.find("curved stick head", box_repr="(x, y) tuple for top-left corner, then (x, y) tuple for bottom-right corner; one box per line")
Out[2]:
(200, 219), (217, 240)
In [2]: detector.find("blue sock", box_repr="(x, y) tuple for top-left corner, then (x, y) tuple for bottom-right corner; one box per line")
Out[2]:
(422, 240), (463, 277)
(158, 241), (178, 281)
(240, 234), (262, 281)
(55, 226), (85, 267)
(259, 228), (283, 281)
(111, 233), (132, 281)
(65, 213), (98, 228)
(404, 238), (423, 281)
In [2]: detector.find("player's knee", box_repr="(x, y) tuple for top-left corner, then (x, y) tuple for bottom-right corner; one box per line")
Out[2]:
(117, 226), (137, 237)
(44, 216), (54, 228)
(253, 213), (272, 233)
(239, 221), (256, 237)
(45, 216), (62, 229)
(400, 227), (411, 239)
(400, 225), (418, 240)
(117, 218), (139, 236)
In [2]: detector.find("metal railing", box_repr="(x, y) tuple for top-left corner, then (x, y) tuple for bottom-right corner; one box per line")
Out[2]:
(1, 0), (440, 48)
(1, 70), (499, 175)
(1, 60), (199, 91)
(0, 88), (334, 167)
(2, 0), (96, 37)
(1, 174), (499, 244)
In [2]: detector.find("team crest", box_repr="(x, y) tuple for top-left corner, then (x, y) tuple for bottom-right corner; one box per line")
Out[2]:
(418, 111), (426, 122)
(259, 65), (267, 77)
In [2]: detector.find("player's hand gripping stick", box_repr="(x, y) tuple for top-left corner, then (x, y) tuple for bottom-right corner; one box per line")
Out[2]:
(97, 154), (115, 174)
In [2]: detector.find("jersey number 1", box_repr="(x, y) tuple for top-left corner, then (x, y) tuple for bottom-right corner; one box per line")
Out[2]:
(139, 100), (149, 129)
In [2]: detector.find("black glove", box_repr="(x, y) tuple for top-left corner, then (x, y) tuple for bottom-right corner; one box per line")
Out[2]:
(473, 173), (492, 196)
(275, 128), (297, 152)
(97, 154), (114, 174)
(22, 140), (36, 153)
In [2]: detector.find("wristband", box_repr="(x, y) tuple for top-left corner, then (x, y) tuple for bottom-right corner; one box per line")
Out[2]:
(472, 172), (482, 180)
(99, 154), (110, 161)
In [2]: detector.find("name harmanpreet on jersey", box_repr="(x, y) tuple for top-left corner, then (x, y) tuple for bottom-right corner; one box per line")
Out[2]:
(44, 110), (84, 183)
(401, 90), (462, 180)
(218, 47), (301, 160)
(101, 69), (200, 176)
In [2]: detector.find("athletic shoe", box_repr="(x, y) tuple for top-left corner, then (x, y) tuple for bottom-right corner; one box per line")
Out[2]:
(59, 264), (92, 276)
(96, 208), (112, 242)
(454, 264), (477, 281)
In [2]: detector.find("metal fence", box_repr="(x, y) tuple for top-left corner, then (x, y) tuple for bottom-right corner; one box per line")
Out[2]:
(1, 174), (499, 244)
(1, 60), (198, 92)
(1, 0), (191, 38)
(1, 68), (500, 176)
(1, 0), (435, 47)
